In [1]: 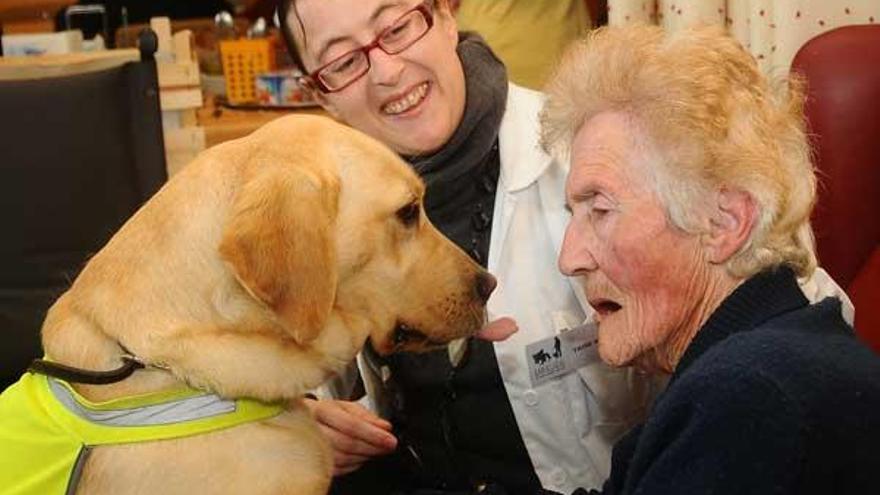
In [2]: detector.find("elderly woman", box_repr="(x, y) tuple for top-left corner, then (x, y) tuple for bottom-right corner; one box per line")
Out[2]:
(541, 25), (880, 494)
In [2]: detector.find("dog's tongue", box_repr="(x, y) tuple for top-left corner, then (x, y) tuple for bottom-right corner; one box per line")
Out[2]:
(476, 317), (518, 342)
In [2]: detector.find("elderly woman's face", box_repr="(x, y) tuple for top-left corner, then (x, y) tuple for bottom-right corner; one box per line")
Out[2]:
(559, 111), (714, 372)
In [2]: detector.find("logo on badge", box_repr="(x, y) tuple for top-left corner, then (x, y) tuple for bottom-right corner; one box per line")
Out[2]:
(531, 336), (565, 379)
(531, 337), (563, 365)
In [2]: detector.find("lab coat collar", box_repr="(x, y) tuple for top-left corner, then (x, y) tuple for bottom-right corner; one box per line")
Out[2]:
(498, 84), (555, 193)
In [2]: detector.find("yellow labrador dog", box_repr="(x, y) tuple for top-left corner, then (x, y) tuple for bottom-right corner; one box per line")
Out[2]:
(29, 115), (494, 494)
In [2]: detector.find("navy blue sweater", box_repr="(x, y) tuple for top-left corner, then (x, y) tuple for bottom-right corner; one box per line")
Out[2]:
(598, 267), (880, 495)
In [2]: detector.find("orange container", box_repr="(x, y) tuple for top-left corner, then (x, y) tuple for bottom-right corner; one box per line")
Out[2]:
(219, 38), (276, 104)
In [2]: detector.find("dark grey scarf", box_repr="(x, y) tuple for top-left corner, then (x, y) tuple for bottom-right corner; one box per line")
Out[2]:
(405, 32), (508, 209)
(377, 37), (542, 493)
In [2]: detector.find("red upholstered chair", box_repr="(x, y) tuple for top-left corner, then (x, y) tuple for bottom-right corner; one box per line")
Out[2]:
(790, 24), (880, 353)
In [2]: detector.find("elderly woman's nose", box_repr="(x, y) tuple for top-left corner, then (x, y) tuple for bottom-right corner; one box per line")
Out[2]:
(368, 49), (405, 86)
(559, 226), (598, 276)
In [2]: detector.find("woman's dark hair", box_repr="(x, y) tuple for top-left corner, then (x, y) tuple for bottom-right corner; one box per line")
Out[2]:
(277, 0), (309, 73)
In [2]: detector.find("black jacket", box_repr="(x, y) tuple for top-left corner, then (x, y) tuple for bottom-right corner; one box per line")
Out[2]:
(600, 267), (880, 495)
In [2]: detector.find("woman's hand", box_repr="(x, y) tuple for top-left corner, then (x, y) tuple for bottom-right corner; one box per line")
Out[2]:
(303, 398), (398, 475)
(303, 316), (517, 476)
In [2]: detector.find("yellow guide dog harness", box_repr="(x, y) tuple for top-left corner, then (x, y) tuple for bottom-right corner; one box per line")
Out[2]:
(0, 371), (284, 494)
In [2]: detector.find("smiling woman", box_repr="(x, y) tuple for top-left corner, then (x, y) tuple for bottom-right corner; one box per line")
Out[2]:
(281, 0), (465, 156)
(297, 0), (435, 93)
(542, 25), (879, 495)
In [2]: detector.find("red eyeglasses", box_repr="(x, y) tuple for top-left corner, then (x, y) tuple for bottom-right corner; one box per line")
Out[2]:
(299, 0), (435, 93)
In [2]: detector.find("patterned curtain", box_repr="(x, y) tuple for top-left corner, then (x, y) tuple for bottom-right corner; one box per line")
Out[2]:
(606, 1), (880, 75)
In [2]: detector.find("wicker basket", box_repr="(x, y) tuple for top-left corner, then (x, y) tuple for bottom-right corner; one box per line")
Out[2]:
(219, 38), (276, 104)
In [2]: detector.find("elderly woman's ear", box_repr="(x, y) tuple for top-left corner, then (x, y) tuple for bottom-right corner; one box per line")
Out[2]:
(703, 188), (757, 265)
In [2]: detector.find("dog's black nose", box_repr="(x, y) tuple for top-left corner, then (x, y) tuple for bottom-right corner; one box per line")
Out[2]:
(475, 272), (497, 303)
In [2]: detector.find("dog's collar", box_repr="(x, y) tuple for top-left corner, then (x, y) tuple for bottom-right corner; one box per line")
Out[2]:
(28, 349), (147, 385)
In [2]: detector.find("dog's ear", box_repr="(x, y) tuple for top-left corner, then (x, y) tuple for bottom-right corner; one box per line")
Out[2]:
(219, 166), (339, 345)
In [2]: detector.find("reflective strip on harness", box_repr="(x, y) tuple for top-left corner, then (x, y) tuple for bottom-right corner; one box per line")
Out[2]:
(48, 379), (237, 427)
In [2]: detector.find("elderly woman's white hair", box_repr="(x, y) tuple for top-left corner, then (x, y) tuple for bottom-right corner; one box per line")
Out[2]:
(541, 24), (817, 278)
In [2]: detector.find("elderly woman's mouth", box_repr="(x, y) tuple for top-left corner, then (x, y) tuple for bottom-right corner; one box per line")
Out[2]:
(590, 299), (622, 320)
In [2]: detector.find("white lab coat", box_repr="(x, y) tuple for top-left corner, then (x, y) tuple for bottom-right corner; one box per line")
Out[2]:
(349, 83), (855, 494)
(479, 83), (652, 492)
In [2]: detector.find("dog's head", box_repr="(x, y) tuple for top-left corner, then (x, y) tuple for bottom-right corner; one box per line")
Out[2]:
(218, 115), (494, 355)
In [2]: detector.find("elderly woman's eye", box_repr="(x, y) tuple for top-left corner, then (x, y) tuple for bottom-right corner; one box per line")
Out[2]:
(396, 202), (420, 226)
(587, 195), (614, 219)
(590, 206), (611, 218)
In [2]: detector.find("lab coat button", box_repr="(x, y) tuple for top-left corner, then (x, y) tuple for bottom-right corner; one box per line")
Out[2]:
(523, 389), (538, 406)
(551, 468), (568, 485)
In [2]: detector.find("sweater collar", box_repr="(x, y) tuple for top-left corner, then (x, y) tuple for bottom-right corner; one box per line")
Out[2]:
(671, 266), (809, 383)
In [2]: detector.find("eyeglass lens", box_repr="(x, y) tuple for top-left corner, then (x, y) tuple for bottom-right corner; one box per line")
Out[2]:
(318, 6), (430, 90)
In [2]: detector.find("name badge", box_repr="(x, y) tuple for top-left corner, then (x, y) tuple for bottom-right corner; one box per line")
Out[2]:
(525, 322), (600, 387)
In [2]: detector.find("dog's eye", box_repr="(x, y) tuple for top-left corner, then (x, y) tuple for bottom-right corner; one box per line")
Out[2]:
(396, 202), (420, 227)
